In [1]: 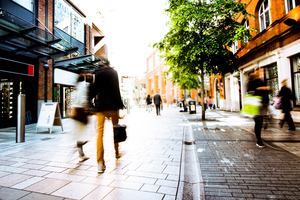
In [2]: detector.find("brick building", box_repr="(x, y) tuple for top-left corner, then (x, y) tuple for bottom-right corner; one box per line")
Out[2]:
(146, 49), (177, 107)
(0, 0), (106, 128)
(209, 0), (300, 120)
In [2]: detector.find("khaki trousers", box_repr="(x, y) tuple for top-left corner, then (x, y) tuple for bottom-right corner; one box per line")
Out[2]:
(96, 110), (119, 164)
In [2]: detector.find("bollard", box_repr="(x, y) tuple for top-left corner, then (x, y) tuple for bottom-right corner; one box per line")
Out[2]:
(16, 94), (25, 143)
(127, 98), (130, 114)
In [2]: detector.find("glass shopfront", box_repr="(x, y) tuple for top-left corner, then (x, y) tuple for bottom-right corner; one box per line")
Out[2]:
(291, 54), (300, 107)
(0, 75), (36, 128)
(54, 0), (84, 43)
(265, 63), (279, 102)
(54, 84), (75, 118)
(0, 80), (14, 127)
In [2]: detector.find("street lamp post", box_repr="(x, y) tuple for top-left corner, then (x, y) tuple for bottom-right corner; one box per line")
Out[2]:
(44, 64), (49, 102)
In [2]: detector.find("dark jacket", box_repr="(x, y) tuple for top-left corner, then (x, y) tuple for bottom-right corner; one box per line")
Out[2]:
(90, 67), (124, 111)
(153, 94), (162, 106)
(146, 96), (152, 105)
(279, 86), (293, 112)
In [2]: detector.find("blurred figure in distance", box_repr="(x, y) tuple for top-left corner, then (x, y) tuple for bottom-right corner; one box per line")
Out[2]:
(153, 91), (162, 116)
(145, 94), (152, 113)
(279, 79), (295, 130)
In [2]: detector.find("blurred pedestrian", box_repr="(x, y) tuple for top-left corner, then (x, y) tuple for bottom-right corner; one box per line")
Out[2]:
(173, 98), (177, 108)
(279, 79), (295, 130)
(247, 69), (270, 148)
(90, 59), (125, 173)
(145, 94), (152, 113)
(71, 71), (93, 161)
(208, 97), (213, 110)
(153, 91), (162, 116)
(204, 96), (208, 111)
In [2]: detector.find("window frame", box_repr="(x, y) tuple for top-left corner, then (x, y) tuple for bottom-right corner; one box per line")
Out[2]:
(12, 0), (34, 12)
(259, 0), (271, 32)
(285, 0), (300, 13)
(243, 19), (250, 44)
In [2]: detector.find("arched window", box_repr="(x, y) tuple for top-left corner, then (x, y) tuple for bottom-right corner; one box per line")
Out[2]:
(286, 0), (300, 13)
(244, 19), (250, 43)
(231, 40), (238, 54)
(259, 0), (271, 31)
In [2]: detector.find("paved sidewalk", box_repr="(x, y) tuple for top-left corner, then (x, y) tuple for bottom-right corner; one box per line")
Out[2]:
(183, 108), (300, 200)
(0, 106), (198, 200)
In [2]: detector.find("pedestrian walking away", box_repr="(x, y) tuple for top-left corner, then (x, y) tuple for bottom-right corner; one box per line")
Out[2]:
(71, 71), (93, 161)
(247, 69), (270, 148)
(153, 91), (162, 116)
(90, 58), (125, 173)
(145, 94), (152, 113)
(279, 79), (296, 130)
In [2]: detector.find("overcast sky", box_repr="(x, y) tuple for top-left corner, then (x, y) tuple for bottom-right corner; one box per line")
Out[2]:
(72, 0), (169, 76)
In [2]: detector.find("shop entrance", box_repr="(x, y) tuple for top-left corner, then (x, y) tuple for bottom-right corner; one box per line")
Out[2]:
(0, 76), (36, 128)
(56, 84), (75, 118)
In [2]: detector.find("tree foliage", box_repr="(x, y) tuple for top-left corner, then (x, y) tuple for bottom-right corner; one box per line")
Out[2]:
(154, 0), (254, 119)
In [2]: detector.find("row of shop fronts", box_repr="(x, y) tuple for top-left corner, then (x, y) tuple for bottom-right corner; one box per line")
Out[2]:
(0, 0), (106, 128)
(208, 37), (300, 121)
(207, 1), (300, 121)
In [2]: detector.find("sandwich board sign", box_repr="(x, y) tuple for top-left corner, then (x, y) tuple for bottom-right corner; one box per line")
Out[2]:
(36, 102), (63, 133)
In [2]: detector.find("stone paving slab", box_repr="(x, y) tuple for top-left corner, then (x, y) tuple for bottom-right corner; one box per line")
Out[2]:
(0, 106), (191, 200)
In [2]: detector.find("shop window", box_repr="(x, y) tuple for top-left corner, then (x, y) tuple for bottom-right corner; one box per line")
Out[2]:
(291, 55), (300, 106)
(54, 0), (84, 43)
(259, 0), (271, 31)
(265, 63), (278, 102)
(12, 0), (34, 11)
(148, 57), (153, 71)
(286, 0), (300, 13)
(155, 51), (160, 67)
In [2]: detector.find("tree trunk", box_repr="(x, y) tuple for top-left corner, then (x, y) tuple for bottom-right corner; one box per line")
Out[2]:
(201, 65), (205, 120)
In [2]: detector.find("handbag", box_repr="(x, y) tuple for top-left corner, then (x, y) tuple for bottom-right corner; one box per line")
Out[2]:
(240, 94), (262, 116)
(113, 124), (127, 143)
(71, 107), (91, 124)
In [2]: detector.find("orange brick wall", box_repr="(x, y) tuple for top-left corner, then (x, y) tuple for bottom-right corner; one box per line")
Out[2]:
(37, 0), (53, 101)
(236, 1), (300, 65)
(95, 44), (108, 60)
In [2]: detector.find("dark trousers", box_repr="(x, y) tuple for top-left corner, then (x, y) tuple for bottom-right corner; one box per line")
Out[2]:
(254, 116), (263, 144)
(155, 104), (161, 116)
(282, 111), (295, 129)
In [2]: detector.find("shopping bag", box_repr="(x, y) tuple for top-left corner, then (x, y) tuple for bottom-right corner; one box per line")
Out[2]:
(113, 124), (127, 143)
(273, 96), (282, 109)
(240, 94), (262, 116)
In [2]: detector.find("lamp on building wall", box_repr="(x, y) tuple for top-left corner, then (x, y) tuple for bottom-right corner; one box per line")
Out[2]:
(284, 18), (296, 26)
(44, 64), (49, 102)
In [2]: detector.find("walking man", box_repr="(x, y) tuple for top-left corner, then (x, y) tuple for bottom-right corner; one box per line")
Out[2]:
(153, 91), (162, 116)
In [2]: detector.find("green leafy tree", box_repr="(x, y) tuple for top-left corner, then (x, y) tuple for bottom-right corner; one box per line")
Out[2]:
(155, 0), (254, 119)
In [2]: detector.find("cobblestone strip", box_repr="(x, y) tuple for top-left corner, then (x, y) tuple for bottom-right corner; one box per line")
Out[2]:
(193, 124), (300, 200)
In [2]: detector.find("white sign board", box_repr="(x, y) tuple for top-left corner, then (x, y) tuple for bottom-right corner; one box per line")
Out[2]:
(36, 102), (63, 133)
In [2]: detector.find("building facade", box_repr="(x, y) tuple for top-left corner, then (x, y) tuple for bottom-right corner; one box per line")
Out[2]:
(209, 0), (300, 121)
(0, 0), (106, 128)
(146, 49), (179, 107)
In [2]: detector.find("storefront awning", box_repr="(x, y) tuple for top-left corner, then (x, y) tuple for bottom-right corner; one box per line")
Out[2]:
(54, 53), (105, 73)
(0, 9), (78, 62)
